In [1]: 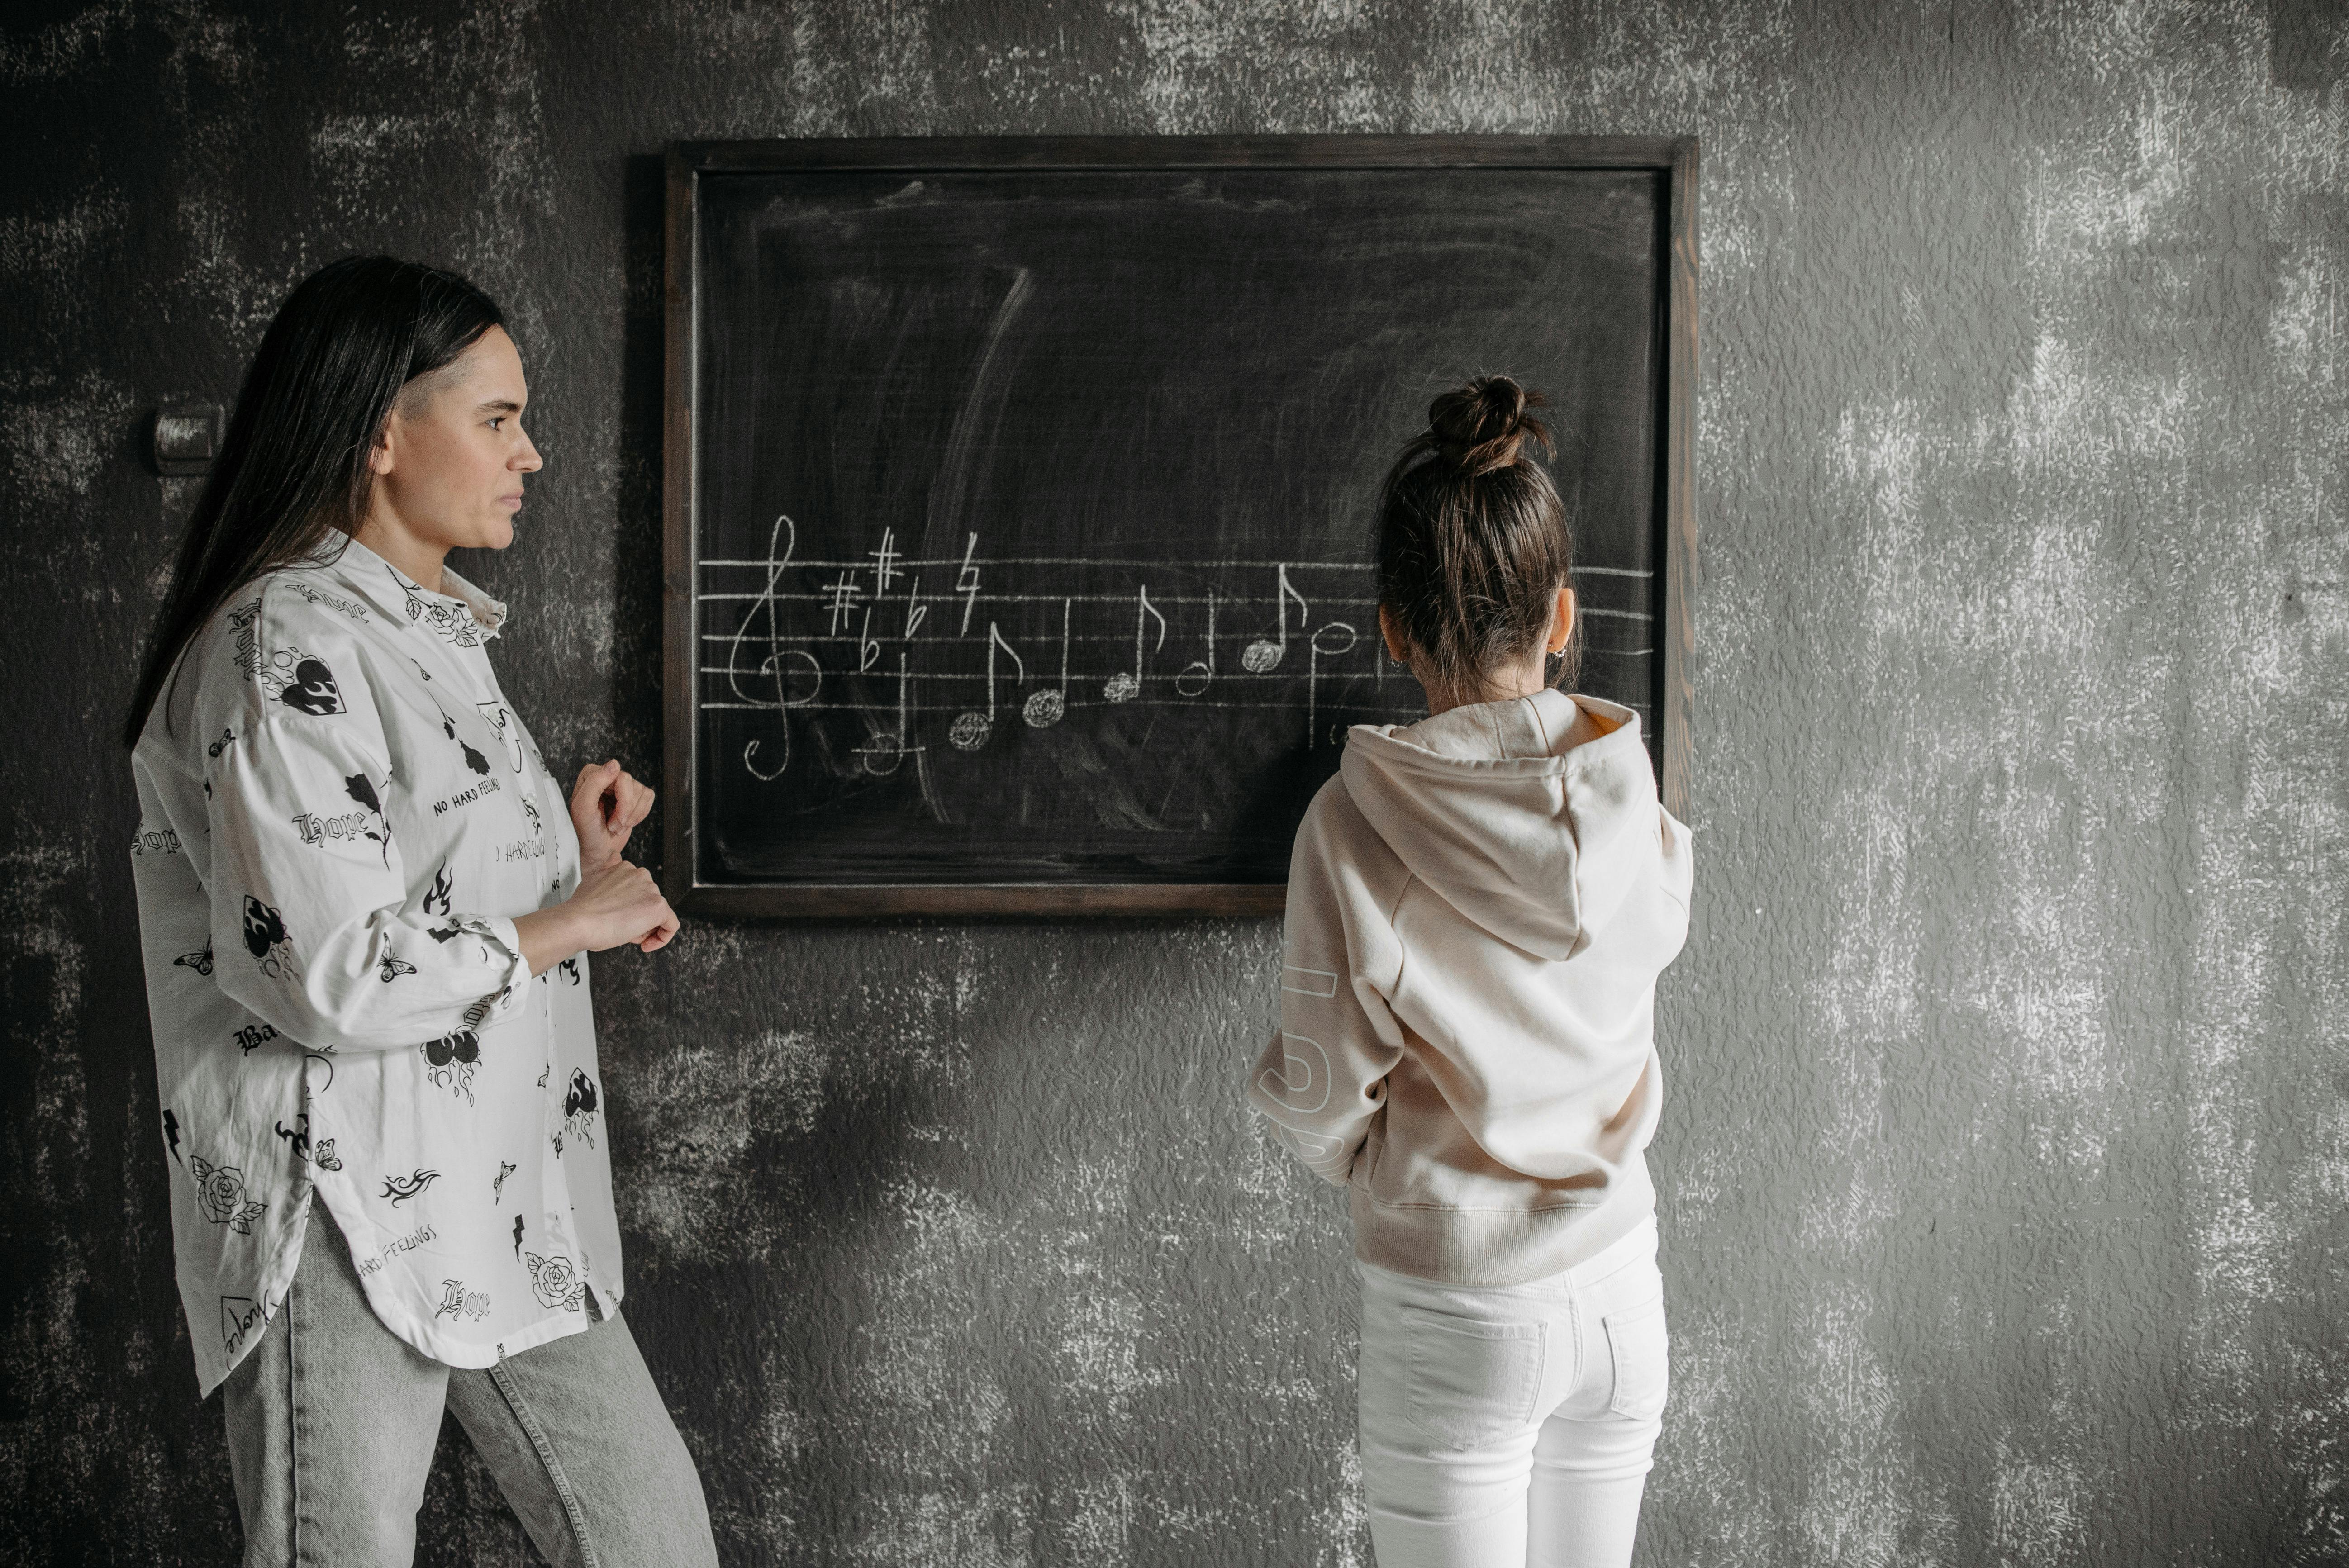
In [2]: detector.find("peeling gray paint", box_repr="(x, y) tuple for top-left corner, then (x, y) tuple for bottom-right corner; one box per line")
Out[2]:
(2, 1), (2346, 1563)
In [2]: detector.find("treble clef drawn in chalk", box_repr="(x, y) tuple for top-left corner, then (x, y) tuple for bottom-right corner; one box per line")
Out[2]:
(950, 623), (1025, 750)
(1307, 620), (1359, 747)
(1103, 586), (1165, 703)
(728, 513), (822, 781)
(1176, 591), (1216, 698)
(1241, 565), (1308, 673)
(1024, 599), (1070, 727)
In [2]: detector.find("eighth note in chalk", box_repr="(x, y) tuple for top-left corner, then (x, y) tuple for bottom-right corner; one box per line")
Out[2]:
(1103, 586), (1165, 703)
(950, 623), (1024, 750)
(1024, 598), (1071, 727)
(1241, 565), (1307, 674)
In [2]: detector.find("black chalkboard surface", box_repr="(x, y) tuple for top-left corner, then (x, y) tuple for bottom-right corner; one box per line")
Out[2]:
(664, 138), (1697, 916)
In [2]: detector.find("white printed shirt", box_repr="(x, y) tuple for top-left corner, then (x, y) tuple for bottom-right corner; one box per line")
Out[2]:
(129, 536), (619, 1396)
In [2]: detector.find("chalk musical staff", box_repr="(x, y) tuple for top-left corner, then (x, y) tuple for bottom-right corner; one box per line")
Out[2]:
(698, 524), (1655, 783)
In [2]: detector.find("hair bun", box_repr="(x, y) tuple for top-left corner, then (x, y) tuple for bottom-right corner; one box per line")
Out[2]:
(1426, 375), (1550, 477)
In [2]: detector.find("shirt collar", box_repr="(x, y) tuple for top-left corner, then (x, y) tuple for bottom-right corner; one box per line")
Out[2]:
(313, 533), (510, 640)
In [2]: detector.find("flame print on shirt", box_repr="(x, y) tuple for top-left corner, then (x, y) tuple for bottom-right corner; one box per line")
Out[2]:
(422, 1028), (480, 1102)
(188, 1156), (267, 1234)
(241, 894), (299, 980)
(381, 1168), (440, 1204)
(553, 1069), (599, 1155)
(524, 1252), (586, 1312)
(233, 614), (348, 713)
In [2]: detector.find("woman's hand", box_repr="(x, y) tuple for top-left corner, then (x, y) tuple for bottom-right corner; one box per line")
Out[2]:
(514, 860), (680, 976)
(570, 759), (654, 875)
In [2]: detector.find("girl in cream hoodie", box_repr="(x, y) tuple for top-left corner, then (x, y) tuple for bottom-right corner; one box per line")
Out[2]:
(1249, 377), (1692, 1568)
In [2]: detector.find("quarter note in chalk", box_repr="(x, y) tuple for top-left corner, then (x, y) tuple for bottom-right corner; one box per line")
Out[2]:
(856, 654), (920, 776)
(1176, 591), (1216, 697)
(1024, 598), (1071, 727)
(1103, 586), (1165, 703)
(950, 623), (1025, 750)
(1241, 565), (1307, 674)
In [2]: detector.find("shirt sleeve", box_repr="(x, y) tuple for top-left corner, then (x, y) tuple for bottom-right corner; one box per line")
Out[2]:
(1246, 794), (1408, 1186)
(205, 713), (527, 1051)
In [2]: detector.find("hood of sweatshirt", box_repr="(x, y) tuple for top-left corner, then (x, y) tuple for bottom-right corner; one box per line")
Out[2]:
(1340, 688), (1665, 962)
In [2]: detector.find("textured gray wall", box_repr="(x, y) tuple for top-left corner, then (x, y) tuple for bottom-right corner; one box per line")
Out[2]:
(2, 1), (2344, 1564)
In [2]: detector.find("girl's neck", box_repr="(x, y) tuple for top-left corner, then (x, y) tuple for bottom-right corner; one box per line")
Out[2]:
(347, 513), (450, 594)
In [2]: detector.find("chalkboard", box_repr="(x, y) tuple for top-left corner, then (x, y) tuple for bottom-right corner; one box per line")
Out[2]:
(663, 138), (1697, 917)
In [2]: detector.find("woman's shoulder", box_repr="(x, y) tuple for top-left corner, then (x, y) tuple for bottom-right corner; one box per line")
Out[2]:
(144, 569), (391, 758)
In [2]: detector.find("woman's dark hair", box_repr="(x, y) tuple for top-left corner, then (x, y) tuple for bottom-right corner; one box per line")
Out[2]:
(121, 255), (504, 747)
(1375, 375), (1578, 704)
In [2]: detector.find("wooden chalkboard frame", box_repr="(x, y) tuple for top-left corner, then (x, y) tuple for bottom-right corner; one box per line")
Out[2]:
(663, 135), (1698, 919)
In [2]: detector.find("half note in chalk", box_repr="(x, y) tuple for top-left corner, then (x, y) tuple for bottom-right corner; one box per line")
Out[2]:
(1241, 565), (1306, 673)
(1103, 586), (1165, 703)
(1024, 598), (1071, 727)
(950, 623), (1024, 750)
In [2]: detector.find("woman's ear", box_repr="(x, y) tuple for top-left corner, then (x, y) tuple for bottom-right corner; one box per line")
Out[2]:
(1545, 585), (1577, 653)
(368, 418), (397, 478)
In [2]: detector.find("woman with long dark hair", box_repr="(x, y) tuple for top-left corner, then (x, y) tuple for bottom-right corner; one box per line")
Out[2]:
(125, 256), (717, 1565)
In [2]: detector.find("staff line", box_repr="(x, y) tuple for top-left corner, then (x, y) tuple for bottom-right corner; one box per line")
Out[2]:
(702, 556), (1654, 577)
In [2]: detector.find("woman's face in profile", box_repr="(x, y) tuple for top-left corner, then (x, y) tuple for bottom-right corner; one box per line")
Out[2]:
(368, 324), (542, 554)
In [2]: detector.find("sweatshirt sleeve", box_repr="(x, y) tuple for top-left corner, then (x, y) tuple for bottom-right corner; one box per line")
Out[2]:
(1247, 787), (1408, 1185)
(206, 712), (527, 1051)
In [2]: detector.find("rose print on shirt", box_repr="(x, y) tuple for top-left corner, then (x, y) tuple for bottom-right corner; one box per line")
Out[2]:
(189, 1156), (267, 1233)
(440, 710), (492, 776)
(390, 565), (483, 648)
(436, 1279), (491, 1322)
(524, 1252), (586, 1312)
(343, 772), (393, 864)
(241, 894), (298, 980)
(422, 1029), (480, 1102)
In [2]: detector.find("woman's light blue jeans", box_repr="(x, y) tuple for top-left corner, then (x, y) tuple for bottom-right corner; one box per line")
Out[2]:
(1356, 1216), (1669, 1568)
(220, 1211), (717, 1567)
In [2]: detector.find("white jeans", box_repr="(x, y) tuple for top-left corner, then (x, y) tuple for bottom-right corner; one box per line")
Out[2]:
(1356, 1217), (1668, 1568)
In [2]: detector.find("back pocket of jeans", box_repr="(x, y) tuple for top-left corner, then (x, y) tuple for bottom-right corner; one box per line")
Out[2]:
(1602, 1297), (1669, 1420)
(1401, 1306), (1545, 1450)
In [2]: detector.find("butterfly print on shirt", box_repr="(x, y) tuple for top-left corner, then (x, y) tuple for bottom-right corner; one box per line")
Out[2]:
(494, 1160), (516, 1202)
(241, 895), (298, 980)
(175, 943), (213, 978)
(378, 953), (417, 982)
(524, 1252), (586, 1312)
(189, 1156), (268, 1233)
(381, 1168), (440, 1204)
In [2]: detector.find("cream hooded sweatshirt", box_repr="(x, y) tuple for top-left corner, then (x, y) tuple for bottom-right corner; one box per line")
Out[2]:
(1248, 688), (1692, 1286)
